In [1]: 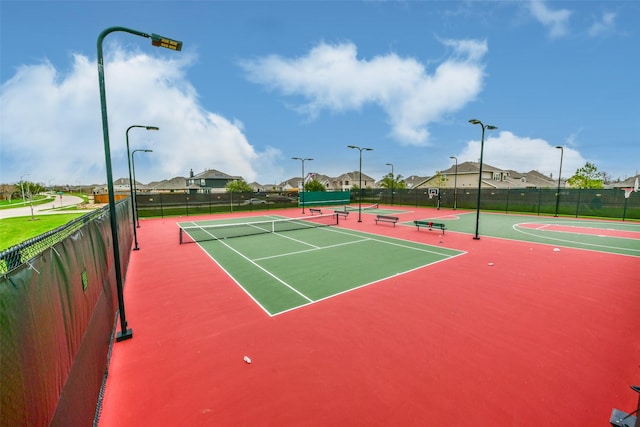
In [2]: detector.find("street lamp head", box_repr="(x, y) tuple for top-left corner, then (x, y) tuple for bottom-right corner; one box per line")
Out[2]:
(449, 156), (457, 160)
(386, 163), (393, 166)
(146, 126), (159, 131)
(469, 119), (481, 125)
(347, 145), (358, 149)
(486, 125), (498, 130)
(555, 145), (563, 149)
(143, 149), (153, 153)
(150, 34), (183, 51)
(364, 147), (373, 151)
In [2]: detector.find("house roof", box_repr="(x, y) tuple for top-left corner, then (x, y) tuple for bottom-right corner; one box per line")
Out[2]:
(191, 169), (239, 180)
(334, 171), (375, 182)
(147, 176), (188, 191)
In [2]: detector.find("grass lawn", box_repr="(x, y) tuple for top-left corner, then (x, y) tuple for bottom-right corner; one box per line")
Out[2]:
(0, 214), (85, 251)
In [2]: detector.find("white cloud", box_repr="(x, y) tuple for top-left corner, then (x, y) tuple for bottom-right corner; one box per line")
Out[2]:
(0, 46), (274, 185)
(458, 131), (586, 178)
(588, 12), (616, 37)
(240, 39), (487, 146)
(528, 0), (572, 38)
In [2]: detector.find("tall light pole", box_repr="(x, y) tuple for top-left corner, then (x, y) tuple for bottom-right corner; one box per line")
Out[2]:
(469, 119), (498, 240)
(132, 149), (153, 227)
(348, 145), (373, 222)
(98, 26), (182, 342)
(127, 125), (158, 249)
(20, 173), (30, 204)
(554, 146), (564, 217)
(449, 156), (458, 210)
(292, 157), (313, 214)
(386, 163), (394, 206)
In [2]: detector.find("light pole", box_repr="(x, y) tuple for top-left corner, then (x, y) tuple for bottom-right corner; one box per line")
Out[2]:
(386, 163), (394, 206)
(554, 146), (563, 217)
(127, 125), (158, 249)
(449, 156), (458, 210)
(20, 173), (30, 204)
(98, 26), (182, 342)
(469, 119), (498, 240)
(292, 157), (313, 214)
(132, 149), (153, 227)
(347, 145), (373, 222)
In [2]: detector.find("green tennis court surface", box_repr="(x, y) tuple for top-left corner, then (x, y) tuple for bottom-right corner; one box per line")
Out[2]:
(179, 215), (464, 315)
(404, 212), (640, 257)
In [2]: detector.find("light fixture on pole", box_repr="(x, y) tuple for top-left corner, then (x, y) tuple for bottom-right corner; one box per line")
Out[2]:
(127, 126), (158, 249)
(98, 26), (182, 342)
(449, 156), (458, 210)
(386, 163), (394, 206)
(469, 119), (498, 240)
(554, 146), (563, 217)
(347, 145), (373, 222)
(132, 149), (153, 228)
(292, 157), (313, 214)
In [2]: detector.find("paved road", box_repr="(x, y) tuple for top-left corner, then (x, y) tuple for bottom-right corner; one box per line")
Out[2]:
(0, 195), (88, 219)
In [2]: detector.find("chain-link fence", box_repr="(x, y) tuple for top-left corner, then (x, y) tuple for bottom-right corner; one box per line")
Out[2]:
(368, 187), (639, 220)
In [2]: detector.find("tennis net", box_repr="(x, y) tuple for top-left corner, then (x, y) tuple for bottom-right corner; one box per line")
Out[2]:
(179, 213), (339, 244)
(342, 203), (379, 212)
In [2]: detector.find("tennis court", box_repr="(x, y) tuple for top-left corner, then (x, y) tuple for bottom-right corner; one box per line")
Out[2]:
(403, 212), (640, 256)
(178, 213), (464, 315)
(97, 205), (639, 427)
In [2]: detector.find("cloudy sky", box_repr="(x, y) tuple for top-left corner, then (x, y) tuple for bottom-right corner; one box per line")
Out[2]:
(1, 0), (638, 186)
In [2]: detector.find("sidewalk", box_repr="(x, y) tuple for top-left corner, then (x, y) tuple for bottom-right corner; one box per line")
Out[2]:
(0, 195), (90, 219)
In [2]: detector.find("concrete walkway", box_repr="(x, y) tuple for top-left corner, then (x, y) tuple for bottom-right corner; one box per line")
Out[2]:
(0, 195), (90, 219)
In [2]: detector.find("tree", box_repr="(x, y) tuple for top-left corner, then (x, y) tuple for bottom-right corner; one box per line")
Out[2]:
(379, 173), (406, 190)
(566, 162), (604, 189)
(225, 179), (253, 193)
(304, 179), (326, 192)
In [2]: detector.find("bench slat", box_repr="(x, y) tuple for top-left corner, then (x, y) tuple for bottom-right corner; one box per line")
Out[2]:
(413, 220), (446, 233)
(375, 215), (399, 227)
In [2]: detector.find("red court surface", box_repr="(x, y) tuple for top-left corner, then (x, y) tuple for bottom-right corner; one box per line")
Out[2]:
(97, 207), (640, 426)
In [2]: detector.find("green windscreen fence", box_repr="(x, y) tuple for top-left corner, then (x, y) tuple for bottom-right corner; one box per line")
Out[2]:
(300, 191), (351, 207)
(0, 200), (133, 427)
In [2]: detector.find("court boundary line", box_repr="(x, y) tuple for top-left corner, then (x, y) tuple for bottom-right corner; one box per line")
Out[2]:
(516, 222), (640, 240)
(512, 223), (640, 254)
(320, 225), (464, 257)
(186, 216), (466, 316)
(252, 237), (371, 262)
(273, 251), (466, 317)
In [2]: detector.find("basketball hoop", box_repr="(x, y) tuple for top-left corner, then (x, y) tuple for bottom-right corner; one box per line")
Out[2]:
(622, 188), (634, 199)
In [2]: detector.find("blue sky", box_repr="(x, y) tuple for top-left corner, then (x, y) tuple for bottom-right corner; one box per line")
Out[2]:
(1, 0), (638, 187)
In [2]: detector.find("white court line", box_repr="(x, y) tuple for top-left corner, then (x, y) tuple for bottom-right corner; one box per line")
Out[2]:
(252, 237), (371, 262)
(512, 223), (640, 253)
(206, 235), (314, 303)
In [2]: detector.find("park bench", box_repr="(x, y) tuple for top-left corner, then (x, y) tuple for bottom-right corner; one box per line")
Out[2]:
(375, 215), (399, 226)
(309, 208), (322, 215)
(333, 210), (349, 219)
(414, 220), (446, 234)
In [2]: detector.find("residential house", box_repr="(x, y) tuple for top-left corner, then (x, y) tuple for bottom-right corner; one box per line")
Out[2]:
(146, 176), (189, 194)
(414, 162), (556, 191)
(186, 169), (240, 194)
(333, 171), (375, 191)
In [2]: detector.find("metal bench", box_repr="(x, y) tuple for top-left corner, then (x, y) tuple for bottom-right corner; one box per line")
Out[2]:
(414, 220), (446, 234)
(333, 210), (349, 219)
(309, 208), (322, 215)
(375, 215), (399, 226)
